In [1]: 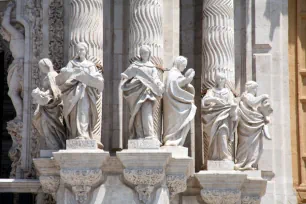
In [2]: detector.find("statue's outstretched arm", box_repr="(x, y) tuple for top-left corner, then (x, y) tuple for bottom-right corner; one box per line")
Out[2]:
(2, 2), (22, 38)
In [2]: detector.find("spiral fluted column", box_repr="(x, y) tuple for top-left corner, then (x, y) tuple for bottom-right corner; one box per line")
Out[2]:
(129, 0), (164, 139)
(201, 0), (234, 90)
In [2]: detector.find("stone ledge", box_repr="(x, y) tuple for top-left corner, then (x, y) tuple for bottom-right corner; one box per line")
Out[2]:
(0, 179), (42, 193)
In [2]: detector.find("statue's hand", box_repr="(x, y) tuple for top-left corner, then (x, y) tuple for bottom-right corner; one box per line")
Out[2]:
(61, 67), (74, 73)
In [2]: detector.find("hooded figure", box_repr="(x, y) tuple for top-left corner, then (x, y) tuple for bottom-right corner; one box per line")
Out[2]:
(163, 56), (196, 146)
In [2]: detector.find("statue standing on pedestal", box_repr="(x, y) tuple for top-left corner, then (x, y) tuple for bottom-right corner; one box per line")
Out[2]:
(202, 72), (238, 161)
(1, 2), (25, 121)
(163, 56), (197, 146)
(32, 59), (66, 150)
(56, 42), (104, 146)
(121, 45), (164, 141)
(235, 81), (273, 170)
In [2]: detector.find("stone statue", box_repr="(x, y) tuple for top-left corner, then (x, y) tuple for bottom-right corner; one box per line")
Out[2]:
(235, 81), (273, 170)
(1, 2), (25, 121)
(163, 56), (197, 146)
(32, 58), (66, 150)
(56, 42), (104, 147)
(201, 72), (238, 161)
(121, 45), (164, 141)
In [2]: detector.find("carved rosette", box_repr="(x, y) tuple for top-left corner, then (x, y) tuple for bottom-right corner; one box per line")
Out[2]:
(6, 120), (23, 178)
(123, 168), (164, 203)
(166, 174), (187, 199)
(200, 189), (241, 204)
(39, 176), (60, 200)
(241, 196), (261, 204)
(60, 169), (103, 203)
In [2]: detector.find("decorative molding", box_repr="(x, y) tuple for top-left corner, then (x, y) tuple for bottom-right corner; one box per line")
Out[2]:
(123, 168), (164, 203)
(60, 169), (103, 203)
(6, 120), (23, 178)
(200, 189), (241, 204)
(48, 0), (64, 70)
(241, 196), (260, 204)
(166, 174), (187, 199)
(39, 176), (60, 200)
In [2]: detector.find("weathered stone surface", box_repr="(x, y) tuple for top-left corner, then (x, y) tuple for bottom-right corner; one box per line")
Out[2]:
(128, 139), (160, 149)
(66, 139), (98, 150)
(207, 160), (235, 171)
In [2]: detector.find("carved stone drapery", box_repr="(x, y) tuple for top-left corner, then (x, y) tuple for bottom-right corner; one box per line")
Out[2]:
(7, 120), (23, 178)
(123, 168), (165, 203)
(129, 0), (164, 139)
(39, 176), (60, 200)
(200, 189), (241, 204)
(65, 0), (103, 143)
(60, 169), (103, 203)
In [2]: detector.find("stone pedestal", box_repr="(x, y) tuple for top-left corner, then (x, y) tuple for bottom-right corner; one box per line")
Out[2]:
(195, 171), (267, 204)
(34, 139), (109, 204)
(117, 140), (193, 203)
(207, 160), (235, 171)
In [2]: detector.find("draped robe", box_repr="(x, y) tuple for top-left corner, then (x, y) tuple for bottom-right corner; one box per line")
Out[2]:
(121, 61), (164, 139)
(163, 68), (196, 146)
(56, 59), (104, 141)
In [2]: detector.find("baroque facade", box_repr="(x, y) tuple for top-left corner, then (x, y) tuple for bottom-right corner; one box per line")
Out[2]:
(0, 0), (302, 203)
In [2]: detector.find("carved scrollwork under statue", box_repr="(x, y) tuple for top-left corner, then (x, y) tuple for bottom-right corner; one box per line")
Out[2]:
(39, 176), (60, 200)
(123, 168), (165, 203)
(241, 196), (261, 204)
(60, 169), (103, 203)
(201, 189), (241, 204)
(166, 174), (187, 199)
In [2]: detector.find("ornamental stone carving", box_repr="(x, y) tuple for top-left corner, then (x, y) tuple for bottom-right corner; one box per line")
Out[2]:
(39, 176), (60, 200)
(166, 174), (187, 199)
(200, 189), (241, 204)
(60, 169), (103, 203)
(6, 120), (23, 178)
(123, 168), (165, 203)
(241, 196), (261, 204)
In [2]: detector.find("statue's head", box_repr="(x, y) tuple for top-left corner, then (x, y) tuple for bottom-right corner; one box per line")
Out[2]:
(38, 58), (54, 74)
(245, 81), (258, 96)
(139, 45), (151, 62)
(215, 72), (226, 88)
(0, 27), (11, 42)
(76, 42), (88, 59)
(173, 56), (188, 72)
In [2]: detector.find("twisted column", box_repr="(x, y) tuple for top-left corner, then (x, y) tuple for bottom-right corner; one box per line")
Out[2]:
(65, 0), (104, 142)
(201, 0), (235, 90)
(129, 0), (164, 138)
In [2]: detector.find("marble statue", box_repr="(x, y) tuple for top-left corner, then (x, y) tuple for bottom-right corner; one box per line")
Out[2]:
(163, 56), (197, 146)
(56, 42), (104, 147)
(201, 72), (238, 161)
(121, 45), (164, 141)
(235, 81), (273, 170)
(1, 2), (25, 121)
(32, 58), (65, 150)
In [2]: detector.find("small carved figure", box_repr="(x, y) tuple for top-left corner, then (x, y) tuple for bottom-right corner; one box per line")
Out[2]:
(202, 72), (238, 161)
(56, 42), (104, 147)
(163, 56), (197, 146)
(121, 45), (164, 141)
(32, 58), (65, 150)
(1, 2), (25, 121)
(235, 81), (273, 170)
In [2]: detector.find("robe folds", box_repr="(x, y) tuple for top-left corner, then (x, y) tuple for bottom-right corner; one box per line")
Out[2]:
(121, 62), (164, 139)
(235, 94), (271, 169)
(56, 59), (104, 141)
(163, 68), (196, 146)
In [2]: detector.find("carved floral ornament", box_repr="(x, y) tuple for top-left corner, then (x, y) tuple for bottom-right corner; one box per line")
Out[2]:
(200, 189), (241, 204)
(166, 174), (187, 199)
(60, 169), (103, 203)
(39, 176), (60, 200)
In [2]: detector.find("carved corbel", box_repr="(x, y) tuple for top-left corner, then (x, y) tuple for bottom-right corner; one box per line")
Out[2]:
(39, 176), (60, 200)
(123, 168), (165, 203)
(166, 174), (187, 199)
(60, 169), (103, 203)
(200, 189), (241, 204)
